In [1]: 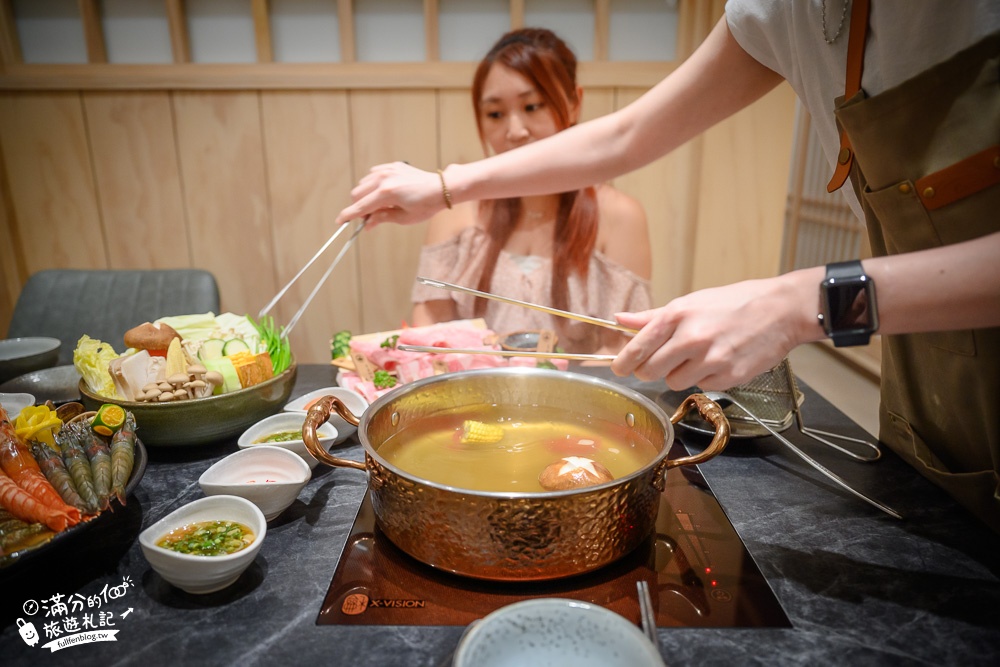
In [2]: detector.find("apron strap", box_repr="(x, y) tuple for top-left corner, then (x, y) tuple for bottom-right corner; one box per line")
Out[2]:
(827, 0), (871, 193)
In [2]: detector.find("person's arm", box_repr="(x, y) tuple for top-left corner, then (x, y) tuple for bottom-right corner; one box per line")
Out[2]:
(611, 232), (1000, 390)
(335, 17), (783, 227)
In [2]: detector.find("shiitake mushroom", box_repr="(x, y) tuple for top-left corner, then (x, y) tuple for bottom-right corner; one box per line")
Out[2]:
(538, 456), (614, 491)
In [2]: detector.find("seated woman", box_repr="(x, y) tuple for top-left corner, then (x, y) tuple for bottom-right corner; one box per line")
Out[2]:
(410, 28), (652, 355)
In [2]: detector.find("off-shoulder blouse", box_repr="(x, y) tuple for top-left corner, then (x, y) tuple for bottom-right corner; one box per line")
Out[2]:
(411, 226), (652, 353)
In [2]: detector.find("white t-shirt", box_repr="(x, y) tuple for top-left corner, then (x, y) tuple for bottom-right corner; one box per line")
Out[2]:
(726, 0), (1000, 220)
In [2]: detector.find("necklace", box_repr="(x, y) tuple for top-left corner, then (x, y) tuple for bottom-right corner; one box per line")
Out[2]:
(821, 0), (849, 44)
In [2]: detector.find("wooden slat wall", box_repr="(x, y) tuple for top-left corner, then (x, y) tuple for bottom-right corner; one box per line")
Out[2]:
(0, 1), (798, 365)
(350, 89), (439, 333)
(83, 92), (189, 269)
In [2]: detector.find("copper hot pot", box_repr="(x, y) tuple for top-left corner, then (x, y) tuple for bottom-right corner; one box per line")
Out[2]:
(302, 367), (729, 581)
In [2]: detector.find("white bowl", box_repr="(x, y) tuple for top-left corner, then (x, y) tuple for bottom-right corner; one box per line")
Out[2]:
(283, 386), (367, 443)
(0, 392), (35, 417)
(237, 412), (337, 469)
(199, 446), (311, 521)
(454, 598), (665, 667)
(139, 495), (266, 595)
(0, 337), (61, 385)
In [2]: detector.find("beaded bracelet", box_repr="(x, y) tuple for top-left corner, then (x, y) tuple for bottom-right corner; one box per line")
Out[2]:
(436, 169), (453, 209)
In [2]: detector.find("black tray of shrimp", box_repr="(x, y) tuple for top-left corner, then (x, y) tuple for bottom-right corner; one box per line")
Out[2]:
(0, 402), (147, 569)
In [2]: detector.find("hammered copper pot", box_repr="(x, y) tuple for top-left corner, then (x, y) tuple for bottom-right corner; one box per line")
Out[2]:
(302, 367), (729, 581)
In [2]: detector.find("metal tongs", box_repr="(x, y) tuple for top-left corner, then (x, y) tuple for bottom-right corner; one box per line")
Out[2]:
(704, 390), (902, 520)
(396, 277), (636, 362)
(258, 218), (368, 336)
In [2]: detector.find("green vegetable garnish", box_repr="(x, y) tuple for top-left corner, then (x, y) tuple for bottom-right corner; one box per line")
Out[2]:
(156, 520), (254, 556)
(380, 334), (399, 350)
(373, 370), (397, 389)
(248, 314), (292, 375)
(535, 360), (557, 370)
(332, 330), (352, 359)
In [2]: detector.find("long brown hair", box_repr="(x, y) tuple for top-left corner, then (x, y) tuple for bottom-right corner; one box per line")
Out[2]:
(470, 28), (599, 315)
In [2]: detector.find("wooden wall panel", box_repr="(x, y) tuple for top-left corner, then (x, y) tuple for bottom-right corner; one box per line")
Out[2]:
(437, 89), (481, 167)
(611, 88), (700, 308)
(0, 150), (19, 334)
(580, 88), (613, 122)
(172, 91), (274, 317)
(83, 92), (190, 269)
(349, 90), (438, 333)
(260, 90), (359, 364)
(0, 93), (107, 273)
(691, 82), (797, 289)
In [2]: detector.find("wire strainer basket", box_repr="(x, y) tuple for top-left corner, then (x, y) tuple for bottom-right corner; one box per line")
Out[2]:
(720, 359), (804, 431)
(707, 358), (881, 461)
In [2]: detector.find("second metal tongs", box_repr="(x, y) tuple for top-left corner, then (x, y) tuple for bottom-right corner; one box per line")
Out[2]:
(258, 217), (368, 337)
(704, 390), (902, 520)
(396, 277), (637, 362)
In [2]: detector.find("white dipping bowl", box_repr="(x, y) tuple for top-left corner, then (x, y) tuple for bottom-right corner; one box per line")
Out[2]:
(139, 495), (266, 595)
(237, 412), (337, 469)
(283, 386), (368, 443)
(454, 598), (665, 667)
(0, 392), (35, 417)
(199, 446), (311, 521)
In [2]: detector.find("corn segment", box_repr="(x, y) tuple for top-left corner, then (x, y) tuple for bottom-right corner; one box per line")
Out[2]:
(461, 420), (504, 444)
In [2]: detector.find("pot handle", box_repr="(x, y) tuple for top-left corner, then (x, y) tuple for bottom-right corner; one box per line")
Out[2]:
(652, 394), (730, 491)
(302, 395), (367, 471)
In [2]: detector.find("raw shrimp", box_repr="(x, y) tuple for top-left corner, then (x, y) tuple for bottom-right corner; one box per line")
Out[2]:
(0, 509), (54, 560)
(56, 423), (100, 514)
(110, 412), (136, 506)
(83, 430), (113, 511)
(0, 406), (81, 524)
(30, 441), (89, 514)
(0, 469), (74, 532)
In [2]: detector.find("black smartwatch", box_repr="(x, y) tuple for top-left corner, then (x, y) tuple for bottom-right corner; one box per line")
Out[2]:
(818, 260), (878, 347)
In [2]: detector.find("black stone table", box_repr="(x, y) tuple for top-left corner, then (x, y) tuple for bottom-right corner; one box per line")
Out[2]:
(2, 364), (998, 665)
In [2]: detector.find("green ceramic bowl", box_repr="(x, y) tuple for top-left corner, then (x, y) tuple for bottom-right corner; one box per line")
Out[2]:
(79, 364), (298, 448)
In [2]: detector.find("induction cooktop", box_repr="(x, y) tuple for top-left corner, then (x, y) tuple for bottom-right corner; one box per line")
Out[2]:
(317, 439), (790, 628)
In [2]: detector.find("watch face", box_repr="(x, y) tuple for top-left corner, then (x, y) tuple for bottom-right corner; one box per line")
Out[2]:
(824, 278), (873, 332)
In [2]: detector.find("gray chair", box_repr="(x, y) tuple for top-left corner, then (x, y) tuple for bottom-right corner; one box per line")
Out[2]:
(6, 269), (221, 366)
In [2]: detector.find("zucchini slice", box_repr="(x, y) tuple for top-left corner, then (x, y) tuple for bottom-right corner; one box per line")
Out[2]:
(222, 338), (251, 356)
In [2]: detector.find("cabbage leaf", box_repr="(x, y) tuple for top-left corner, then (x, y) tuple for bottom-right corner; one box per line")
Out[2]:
(73, 335), (119, 397)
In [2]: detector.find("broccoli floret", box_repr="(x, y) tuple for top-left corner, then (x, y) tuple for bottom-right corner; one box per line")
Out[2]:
(373, 370), (397, 389)
(331, 330), (352, 359)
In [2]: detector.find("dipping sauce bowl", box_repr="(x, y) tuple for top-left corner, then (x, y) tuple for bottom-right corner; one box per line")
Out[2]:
(199, 446), (311, 521)
(139, 495), (266, 594)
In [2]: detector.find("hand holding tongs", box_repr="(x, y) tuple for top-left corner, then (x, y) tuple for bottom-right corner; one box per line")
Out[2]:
(395, 277), (636, 362)
(258, 218), (368, 337)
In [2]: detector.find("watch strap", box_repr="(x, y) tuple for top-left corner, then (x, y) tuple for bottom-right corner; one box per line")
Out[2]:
(825, 259), (865, 281)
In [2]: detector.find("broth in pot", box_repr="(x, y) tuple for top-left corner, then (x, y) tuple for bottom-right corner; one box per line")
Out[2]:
(377, 404), (661, 493)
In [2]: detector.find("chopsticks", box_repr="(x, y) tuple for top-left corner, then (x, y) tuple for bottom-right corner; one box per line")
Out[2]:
(637, 580), (658, 646)
(396, 344), (616, 363)
(416, 277), (639, 334)
(259, 218), (368, 337)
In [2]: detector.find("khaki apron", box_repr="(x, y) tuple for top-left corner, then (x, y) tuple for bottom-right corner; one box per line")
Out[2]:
(830, 11), (1000, 532)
